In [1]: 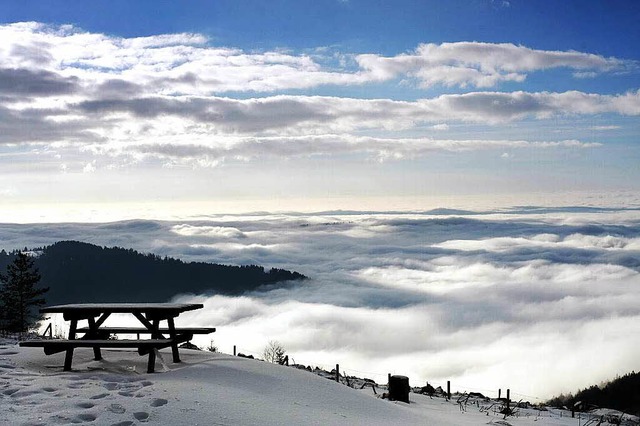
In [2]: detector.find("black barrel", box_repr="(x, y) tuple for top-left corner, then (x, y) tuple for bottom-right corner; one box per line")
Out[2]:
(388, 375), (410, 403)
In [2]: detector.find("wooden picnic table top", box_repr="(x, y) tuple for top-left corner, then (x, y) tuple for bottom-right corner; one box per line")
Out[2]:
(40, 303), (204, 315)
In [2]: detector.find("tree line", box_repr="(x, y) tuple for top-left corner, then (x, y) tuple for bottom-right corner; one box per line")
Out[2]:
(547, 371), (640, 416)
(0, 241), (307, 332)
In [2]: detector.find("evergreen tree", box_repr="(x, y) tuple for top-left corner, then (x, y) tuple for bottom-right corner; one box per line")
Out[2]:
(0, 252), (48, 333)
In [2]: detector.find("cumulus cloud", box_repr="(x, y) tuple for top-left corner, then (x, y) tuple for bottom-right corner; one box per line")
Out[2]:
(171, 224), (247, 239)
(2, 23), (629, 96)
(356, 42), (632, 88)
(0, 21), (634, 169)
(64, 91), (640, 139)
(82, 160), (96, 173)
(430, 123), (449, 131)
(7, 89), (626, 166)
(0, 67), (79, 97)
(435, 233), (640, 252)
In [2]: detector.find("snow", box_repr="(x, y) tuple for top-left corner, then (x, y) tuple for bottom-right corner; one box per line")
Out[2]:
(1, 338), (635, 425)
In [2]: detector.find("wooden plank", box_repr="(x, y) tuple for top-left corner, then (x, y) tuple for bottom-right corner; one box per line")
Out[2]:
(168, 317), (180, 363)
(137, 334), (193, 355)
(94, 312), (111, 328)
(64, 319), (77, 371)
(132, 312), (155, 331)
(20, 338), (190, 348)
(41, 303), (204, 315)
(76, 327), (216, 334)
(87, 317), (102, 361)
(21, 336), (192, 373)
(148, 348), (156, 373)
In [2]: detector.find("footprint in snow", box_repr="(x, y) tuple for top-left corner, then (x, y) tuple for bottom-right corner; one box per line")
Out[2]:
(89, 392), (110, 400)
(150, 398), (168, 407)
(107, 403), (126, 414)
(73, 412), (97, 423)
(109, 422), (134, 426)
(67, 381), (89, 389)
(76, 401), (95, 409)
(133, 411), (150, 422)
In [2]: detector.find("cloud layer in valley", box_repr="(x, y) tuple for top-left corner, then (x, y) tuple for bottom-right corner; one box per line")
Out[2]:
(3, 205), (640, 399)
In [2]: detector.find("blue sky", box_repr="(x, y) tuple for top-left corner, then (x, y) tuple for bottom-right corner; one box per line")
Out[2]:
(5, 1), (639, 55)
(0, 0), (639, 217)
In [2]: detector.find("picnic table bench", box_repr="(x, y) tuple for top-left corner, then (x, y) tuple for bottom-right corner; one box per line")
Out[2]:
(19, 303), (215, 373)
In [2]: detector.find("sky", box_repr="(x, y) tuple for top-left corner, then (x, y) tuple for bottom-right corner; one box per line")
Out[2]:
(0, 0), (639, 216)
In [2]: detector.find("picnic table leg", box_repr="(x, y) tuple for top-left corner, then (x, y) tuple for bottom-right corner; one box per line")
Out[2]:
(87, 317), (102, 361)
(167, 317), (181, 363)
(64, 319), (77, 371)
(151, 318), (161, 338)
(147, 349), (156, 373)
(150, 318), (161, 373)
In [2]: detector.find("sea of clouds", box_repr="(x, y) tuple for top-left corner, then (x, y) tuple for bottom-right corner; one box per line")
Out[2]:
(2, 205), (639, 400)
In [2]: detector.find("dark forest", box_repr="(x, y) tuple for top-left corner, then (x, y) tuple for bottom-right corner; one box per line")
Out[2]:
(0, 241), (306, 304)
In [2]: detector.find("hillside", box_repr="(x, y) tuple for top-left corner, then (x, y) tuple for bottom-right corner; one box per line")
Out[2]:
(4, 338), (625, 426)
(0, 241), (306, 305)
(547, 371), (640, 416)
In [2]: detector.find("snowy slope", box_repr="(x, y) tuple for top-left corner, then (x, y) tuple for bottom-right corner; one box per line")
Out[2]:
(1, 338), (634, 425)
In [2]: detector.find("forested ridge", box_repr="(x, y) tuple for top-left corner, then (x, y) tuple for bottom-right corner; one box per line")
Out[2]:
(0, 241), (306, 304)
(547, 371), (640, 416)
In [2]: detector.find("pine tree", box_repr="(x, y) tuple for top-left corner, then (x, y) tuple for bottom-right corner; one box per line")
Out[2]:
(0, 252), (48, 333)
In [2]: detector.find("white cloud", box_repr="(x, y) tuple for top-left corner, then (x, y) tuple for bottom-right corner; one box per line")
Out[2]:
(0, 21), (635, 171)
(0, 186), (18, 197)
(356, 42), (631, 89)
(434, 233), (640, 252)
(64, 91), (640, 137)
(0, 89), (623, 164)
(79, 134), (599, 167)
(430, 123), (449, 131)
(0, 23), (633, 99)
(171, 224), (247, 239)
(82, 160), (96, 173)
(589, 125), (621, 131)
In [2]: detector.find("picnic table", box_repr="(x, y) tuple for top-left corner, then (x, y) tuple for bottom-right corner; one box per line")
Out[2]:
(19, 303), (216, 373)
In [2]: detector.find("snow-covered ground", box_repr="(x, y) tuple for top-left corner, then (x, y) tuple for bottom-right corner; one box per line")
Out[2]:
(2, 338), (635, 425)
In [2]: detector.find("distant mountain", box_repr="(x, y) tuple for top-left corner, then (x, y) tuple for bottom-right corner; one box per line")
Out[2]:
(547, 371), (640, 416)
(0, 241), (306, 305)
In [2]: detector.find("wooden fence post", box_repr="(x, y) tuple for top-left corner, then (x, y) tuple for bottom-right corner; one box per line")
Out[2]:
(447, 381), (451, 400)
(233, 345), (236, 356)
(498, 388), (501, 399)
(335, 364), (340, 382)
(506, 389), (511, 413)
